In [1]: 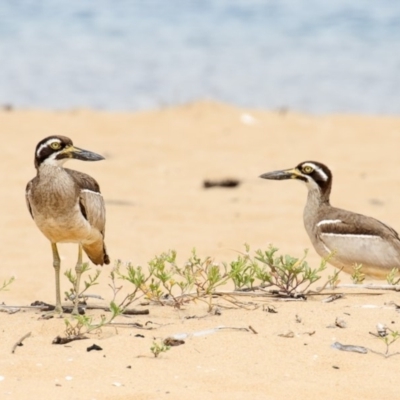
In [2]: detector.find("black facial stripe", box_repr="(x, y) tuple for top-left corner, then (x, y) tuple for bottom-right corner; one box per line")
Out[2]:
(35, 145), (58, 168)
(55, 152), (70, 160)
(297, 175), (308, 182)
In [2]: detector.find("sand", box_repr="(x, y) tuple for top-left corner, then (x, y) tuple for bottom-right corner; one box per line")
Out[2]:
(1, 101), (400, 399)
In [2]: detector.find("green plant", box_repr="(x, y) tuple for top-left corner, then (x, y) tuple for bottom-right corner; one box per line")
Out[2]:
(0, 276), (15, 292)
(112, 260), (150, 309)
(386, 268), (400, 285)
(380, 330), (400, 355)
(370, 324), (400, 357)
(254, 245), (328, 295)
(144, 249), (230, 311)
(185, 249), (230, 311)
(146, 251), (177, 305)
(351, 264), (365, 284)
(64, 263), (101, 303)
(150, 340), (170, 358)
(115, 252), (194, 309)
(226, 244), (258, 290)
(64, 301), (121, 338)
(327, 267), (342, 288)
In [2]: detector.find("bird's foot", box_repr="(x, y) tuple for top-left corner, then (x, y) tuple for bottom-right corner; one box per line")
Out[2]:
(40, 306), (64, 319)
(70, 304), (85, 316)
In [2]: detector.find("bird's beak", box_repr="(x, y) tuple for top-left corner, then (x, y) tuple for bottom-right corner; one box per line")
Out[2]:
(259, 167), (301, 180)
(63, 146), (105, 162)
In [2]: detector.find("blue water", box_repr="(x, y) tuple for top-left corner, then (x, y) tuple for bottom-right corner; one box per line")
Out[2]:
(0, 0), (399, 114)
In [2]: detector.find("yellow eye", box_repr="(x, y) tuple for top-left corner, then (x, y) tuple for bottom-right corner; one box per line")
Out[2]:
(303, 165), (313, 174)
(50, 142), (61, 150)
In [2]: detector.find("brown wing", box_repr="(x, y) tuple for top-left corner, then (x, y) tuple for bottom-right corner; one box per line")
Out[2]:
(65, 168), (107, 237)
(317, 207), (400, 240)
(25, 179), (35, 219)
(316, 207), (400, 276)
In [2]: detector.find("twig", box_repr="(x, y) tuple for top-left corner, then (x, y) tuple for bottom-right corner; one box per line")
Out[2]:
(368, 349), (400, 358)
(107, 322), (156, 330)
(248, 325), (258, 334)
(11, 331), (31, 354)
(53, 335), (88, 345)
(331, 341), (368, 354)
(235, 284), (273, 292)
(275, 297), (306, 302)
(85, 305), (150, 315)
(216, 293), (259, 310)
(0, 306), (20, 314)
(217, 326), (255, 333)
(322, 294), (344, 303)
(327, 284), (400, 291)
(0, 305), (44, 309)
(67, 293), (105, 300)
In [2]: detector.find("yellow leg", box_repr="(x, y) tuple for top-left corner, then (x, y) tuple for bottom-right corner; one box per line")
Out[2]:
(51, 243), (63, 314)
(72, 244), (83, 315)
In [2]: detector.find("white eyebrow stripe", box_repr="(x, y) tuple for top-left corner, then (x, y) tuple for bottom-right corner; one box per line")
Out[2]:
(36, 138), (62, 158)
(317, 219), (342, 227)
(303, 162), (317, 169)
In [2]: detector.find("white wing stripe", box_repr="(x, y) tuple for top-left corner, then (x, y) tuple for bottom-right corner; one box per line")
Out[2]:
(321, 233), (382, 239)
(81, 189), (102, 196)
(317, 219), (342, 227)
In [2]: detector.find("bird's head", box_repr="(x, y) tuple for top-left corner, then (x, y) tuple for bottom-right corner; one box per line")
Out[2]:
(259, 161), (333, 195)
(34, 135), (104, 168)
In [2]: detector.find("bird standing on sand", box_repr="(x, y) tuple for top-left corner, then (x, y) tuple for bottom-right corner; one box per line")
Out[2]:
(26, 135), (110, 314)
(260, 161), (400, 279)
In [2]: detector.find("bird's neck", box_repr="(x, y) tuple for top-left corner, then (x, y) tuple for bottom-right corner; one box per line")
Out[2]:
(303, 186), (331, 236)
(37, 163), (65, 176)
(36, 164), (73, 192)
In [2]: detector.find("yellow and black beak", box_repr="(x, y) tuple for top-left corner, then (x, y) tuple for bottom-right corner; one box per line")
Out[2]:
(58, 145), (105, 162)
(259, 167), (303, 181)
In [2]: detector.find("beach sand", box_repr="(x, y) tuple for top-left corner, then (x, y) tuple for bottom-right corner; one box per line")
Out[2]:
(1, 101), (400, 399)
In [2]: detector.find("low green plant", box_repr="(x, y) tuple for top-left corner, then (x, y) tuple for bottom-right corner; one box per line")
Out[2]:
(370, 324), (400, 357)
(60, 244), (338, 339)
(0, 276), (15, 292)
(140, 249), (230, 311)
(150, 340), (170, 358)
(386, 268), (400, 285)
(226, 243), (258, 290)
(351, 264), (365, 284)
(380, 330), (400, 356)
(64, 263), (101, 303)
(64, 301), (121, 338)
(254, 245), (328, 295)
(146, 251), (178, 305)
(112, 246), (333, 309)
(184, 249), (230, 311)
(327, 267), (342, 288)
(112, 260), (150, 309)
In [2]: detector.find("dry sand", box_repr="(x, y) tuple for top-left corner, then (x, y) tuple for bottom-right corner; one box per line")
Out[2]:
(1, 101), (400, 399)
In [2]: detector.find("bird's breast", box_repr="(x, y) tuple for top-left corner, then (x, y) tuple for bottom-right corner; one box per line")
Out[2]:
(28, 168), (93, 243)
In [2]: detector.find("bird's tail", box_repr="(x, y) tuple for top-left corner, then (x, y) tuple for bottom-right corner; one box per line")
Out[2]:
(83, 241), (110, 265)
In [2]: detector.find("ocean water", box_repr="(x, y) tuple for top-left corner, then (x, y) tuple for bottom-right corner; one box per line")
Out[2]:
(0, 0), (399, 114)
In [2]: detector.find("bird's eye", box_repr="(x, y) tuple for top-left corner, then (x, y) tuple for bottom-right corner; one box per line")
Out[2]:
(50, 142), (61, 150)
(303, 165), (314, 174)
